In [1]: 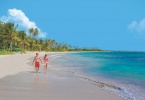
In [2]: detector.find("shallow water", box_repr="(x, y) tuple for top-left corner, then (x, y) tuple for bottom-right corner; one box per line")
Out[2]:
(51, 52), (145, 100)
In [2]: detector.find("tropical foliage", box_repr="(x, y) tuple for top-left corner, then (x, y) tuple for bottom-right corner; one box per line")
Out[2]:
(0, 21), (101, 52)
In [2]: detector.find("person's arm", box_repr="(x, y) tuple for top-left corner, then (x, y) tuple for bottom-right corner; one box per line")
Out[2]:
(39, 58), (43, 64)
(32, 57), (35, 65)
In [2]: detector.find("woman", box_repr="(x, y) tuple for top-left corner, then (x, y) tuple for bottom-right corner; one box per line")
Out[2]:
(43, 54), (48, 74)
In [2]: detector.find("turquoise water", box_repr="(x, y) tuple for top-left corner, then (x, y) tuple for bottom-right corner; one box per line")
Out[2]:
(77, 52), (145, 81)
(64, 52), (145, 100)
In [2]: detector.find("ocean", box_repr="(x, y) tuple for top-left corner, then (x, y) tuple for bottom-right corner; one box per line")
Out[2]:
(50, 52), (145, 100)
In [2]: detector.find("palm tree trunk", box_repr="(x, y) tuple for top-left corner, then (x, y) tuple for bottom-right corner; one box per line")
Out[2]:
(9, 41), (13, 52)
(23, 44), (25, 51)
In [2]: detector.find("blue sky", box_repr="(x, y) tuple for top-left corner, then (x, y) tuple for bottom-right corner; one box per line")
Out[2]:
(0, 0), (145, 51)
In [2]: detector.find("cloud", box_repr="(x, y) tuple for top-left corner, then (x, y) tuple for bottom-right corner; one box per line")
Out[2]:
(128, 18), (145, 33)
(0, 8), (46, 38)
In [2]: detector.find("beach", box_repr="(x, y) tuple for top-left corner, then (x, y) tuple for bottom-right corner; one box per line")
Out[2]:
(0, 52), (123, 100)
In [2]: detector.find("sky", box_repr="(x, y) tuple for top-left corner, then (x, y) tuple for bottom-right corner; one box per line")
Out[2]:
(0, 0), (145, 51)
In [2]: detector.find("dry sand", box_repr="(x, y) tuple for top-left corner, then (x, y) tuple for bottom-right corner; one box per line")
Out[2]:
(0, 52), (123, 100)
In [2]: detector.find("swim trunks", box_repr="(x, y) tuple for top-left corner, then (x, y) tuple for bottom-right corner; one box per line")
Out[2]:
(35, 62), (40, 68)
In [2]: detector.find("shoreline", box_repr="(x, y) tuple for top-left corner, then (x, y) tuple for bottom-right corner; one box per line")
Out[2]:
(0, 52), (123, 100)
(67, 69), (134, 100)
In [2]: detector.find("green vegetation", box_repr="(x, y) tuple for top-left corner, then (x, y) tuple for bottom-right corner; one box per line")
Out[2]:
(0, 50), (13, 55)
(0, 21), (101, 53)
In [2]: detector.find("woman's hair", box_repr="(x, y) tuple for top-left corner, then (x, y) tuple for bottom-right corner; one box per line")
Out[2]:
(44, 54), (47, 58)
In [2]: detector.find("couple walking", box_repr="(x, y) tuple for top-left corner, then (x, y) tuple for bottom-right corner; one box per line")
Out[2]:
(32, 53), (48, 74)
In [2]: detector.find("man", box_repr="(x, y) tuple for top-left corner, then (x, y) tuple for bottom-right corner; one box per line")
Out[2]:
(32, 53), (42, 74)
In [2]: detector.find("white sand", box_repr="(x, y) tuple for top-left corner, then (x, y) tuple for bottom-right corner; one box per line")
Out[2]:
(0, 52), (56, 78)
(0, 53), (123, 100)
(0, 54), (34, 79)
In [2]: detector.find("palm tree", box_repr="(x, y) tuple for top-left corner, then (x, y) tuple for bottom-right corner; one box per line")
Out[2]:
(19, 37), (30, 51)
(39, 39), (44, 51)
(35, 39), (44, 51)
(29, 38), (36, 51)
(29, 28), (34, 38)
(3, 22), (18, 51)
(29, 28), (39, 38)
(61, 42), (68, 51)
(35, 39), (41, 51)
(47, 39), (51, 51)
(44, 39), (50, 51)
(18, 31), (30, 51)
(34, 28), (39, 36)
(1, 21), (100, 52)
(0, 21), (6, 48)
(0, 36), (8, 50)
(50, 40), (56, 51)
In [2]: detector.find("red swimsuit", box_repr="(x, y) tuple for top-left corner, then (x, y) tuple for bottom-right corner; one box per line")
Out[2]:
(35, 62), (40, 68)
(44, 57), (48, 61)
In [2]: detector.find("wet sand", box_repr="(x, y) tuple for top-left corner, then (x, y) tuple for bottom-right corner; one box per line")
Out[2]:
(0, 53), (123, 100)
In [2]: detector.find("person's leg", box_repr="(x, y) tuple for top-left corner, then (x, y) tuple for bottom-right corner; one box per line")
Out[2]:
(44, 67), (46, 74)
(36, 67), (39, 74)
(44, 63), (46, 74)
(35, 62), (40, 74)
(44, 63), (47, 74)
(46, 63), (48, 71)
